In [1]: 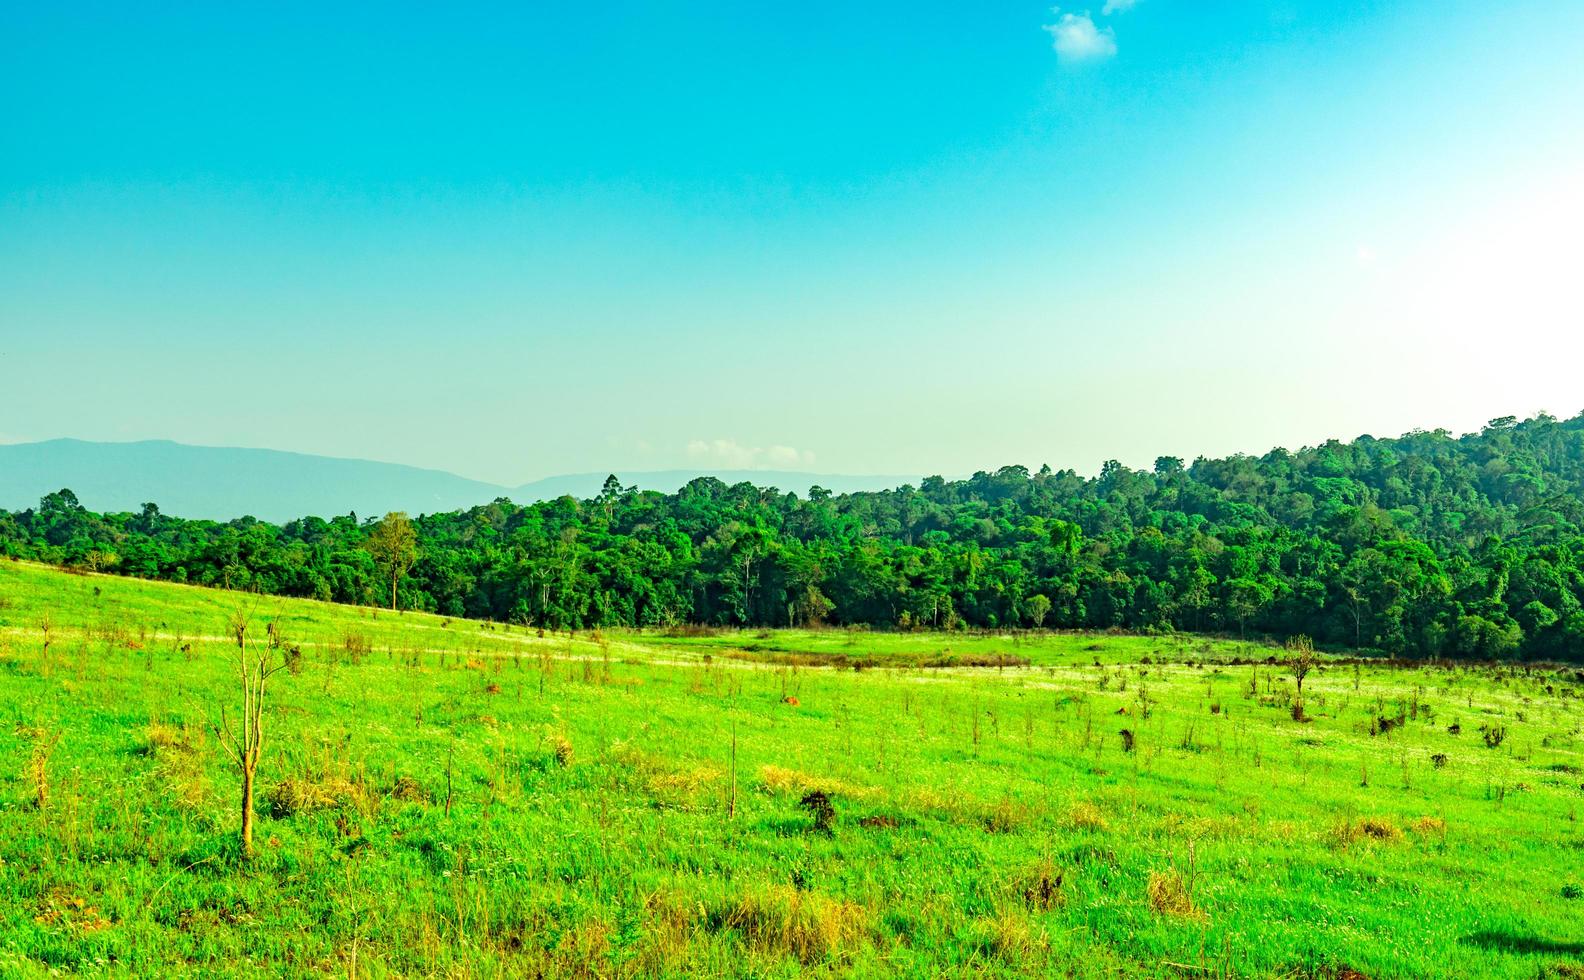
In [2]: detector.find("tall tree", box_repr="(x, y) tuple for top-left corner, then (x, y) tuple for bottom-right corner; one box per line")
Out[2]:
(366, 512), (417, 610)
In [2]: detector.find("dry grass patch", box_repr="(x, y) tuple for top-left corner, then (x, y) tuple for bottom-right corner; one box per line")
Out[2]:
(609, 743), (722, 810)
(1146, 870), (1203, 920)
(981, 796), (1032, 834)
(550, 734), (574, 767)
(758, 764), (875, 800)
(1331, 816), (1403, 849)
(268, 773), (375, 819)
(1409, 815), (1447, 837)
(907, 786), (967, 821)
(1064, 800), (1109, 832)
(714, 884), (870, 965)
(144, 720), (211, 807)
(629, 888), (703, 974)
(971, 910), (1048, 963)
(32, 888), (112, 936)
(387, 774), (430, 804)
(1163, 813), (1243, 841)
(551, 917), (613, 976)
(143, 719), (201, 755)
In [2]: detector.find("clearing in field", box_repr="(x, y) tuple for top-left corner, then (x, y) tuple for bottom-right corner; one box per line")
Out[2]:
(1, 559), (1582, 977)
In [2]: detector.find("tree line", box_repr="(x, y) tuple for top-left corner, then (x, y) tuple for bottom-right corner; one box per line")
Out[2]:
(4, 412), (1584, 660)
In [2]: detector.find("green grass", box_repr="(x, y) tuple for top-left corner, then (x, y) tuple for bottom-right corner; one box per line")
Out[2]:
(1, 558), (1582, 978)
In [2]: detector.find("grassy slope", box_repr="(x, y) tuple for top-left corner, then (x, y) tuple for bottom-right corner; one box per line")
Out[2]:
(0, 559), (1581, 978)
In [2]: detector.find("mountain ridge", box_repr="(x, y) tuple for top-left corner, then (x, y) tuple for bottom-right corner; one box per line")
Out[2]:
(0, 439), (917, 521)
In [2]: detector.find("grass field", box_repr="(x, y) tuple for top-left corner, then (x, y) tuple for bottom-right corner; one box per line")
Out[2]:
(1, 559), (1582, 978)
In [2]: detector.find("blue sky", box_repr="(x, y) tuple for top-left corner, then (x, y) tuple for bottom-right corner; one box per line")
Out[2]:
(3, 2), (1582, 484)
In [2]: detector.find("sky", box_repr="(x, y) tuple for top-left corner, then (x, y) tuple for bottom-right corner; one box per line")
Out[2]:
(3, 1), (1583, 485)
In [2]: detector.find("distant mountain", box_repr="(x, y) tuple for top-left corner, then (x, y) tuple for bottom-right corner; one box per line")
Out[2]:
(0, 440), (507, 522)
(0, 439), (917, 521)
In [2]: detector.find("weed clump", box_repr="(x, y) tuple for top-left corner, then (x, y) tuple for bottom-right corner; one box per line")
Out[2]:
(970, 911), (1048, 964)
(143, 719), (210, 806)
(1064, 801), (1108, 832)
(982, 796), (1029, 834)
(607, 742), (722, 810)
(799, 791), (836, 834)
(341, 631), (372, 664)
(550, 734), (574, 767)
(268, 774), (370, 819)
(21, 725), (62, 811)
(143, 719), (197, 756)
(1410, 816), (1447, 837)
(388, 775), (430, 803)
(1013, 859), (1065, 911)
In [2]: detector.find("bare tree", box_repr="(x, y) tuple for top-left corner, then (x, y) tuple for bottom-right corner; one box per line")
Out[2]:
(39, 612), (54, 676)
(1287, 634), (1317, 696)
(214, 610), (289, 858)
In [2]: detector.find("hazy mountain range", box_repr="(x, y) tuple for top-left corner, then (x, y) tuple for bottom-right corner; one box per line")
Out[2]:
(0, 439), (919, 522)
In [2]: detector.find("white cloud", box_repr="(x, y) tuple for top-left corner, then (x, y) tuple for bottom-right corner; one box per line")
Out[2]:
(686, 439), (816, 470)
(1101, 0), (1137, 13)
(1043, 10), (1117, 62)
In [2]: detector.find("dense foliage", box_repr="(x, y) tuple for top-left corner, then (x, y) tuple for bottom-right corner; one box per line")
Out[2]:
(5, 413), (1584, 660)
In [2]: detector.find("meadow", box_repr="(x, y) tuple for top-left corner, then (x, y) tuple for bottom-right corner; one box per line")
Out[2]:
(1, 558), (1581, 978)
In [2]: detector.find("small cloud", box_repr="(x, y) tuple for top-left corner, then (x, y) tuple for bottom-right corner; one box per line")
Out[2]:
(686, 439), (816, 470)
(1101, 0), (1137, 13)
(1043, 10), (1117, 62)
(1356, 244), (1378, 266)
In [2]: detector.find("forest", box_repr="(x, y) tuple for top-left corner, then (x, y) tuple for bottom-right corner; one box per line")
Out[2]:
(4, 412), (1584, 661)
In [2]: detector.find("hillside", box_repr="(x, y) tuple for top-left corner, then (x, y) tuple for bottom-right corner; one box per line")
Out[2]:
(3, 413), (1583, 660)
(0, 560), (1580, 976)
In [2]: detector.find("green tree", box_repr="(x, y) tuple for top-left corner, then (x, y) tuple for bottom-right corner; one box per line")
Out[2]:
(366, 512), (418, 610)
(1025, 593), (1052, 629)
